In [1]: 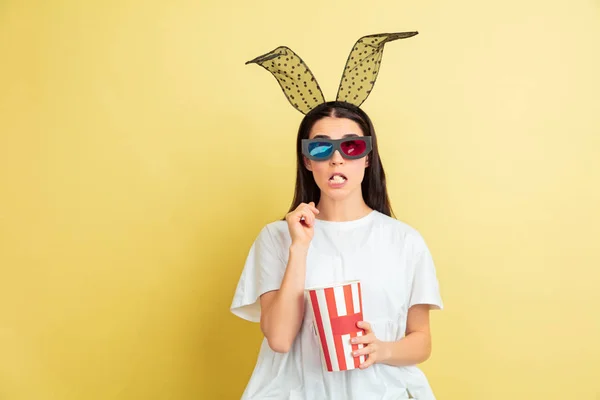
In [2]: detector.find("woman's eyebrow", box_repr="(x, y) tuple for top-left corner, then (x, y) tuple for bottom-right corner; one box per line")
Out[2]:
(312, 133), (361, 139)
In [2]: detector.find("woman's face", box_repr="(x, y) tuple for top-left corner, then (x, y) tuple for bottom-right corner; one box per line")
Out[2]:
(304, 116), (369, 201)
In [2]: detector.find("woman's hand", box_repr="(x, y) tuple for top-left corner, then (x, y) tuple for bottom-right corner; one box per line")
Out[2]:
(351, 321), (391, 369)
(285, 202), (319, 249)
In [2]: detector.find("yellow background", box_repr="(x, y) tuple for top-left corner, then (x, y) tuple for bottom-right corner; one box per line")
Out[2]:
(1, 0), (599, 399)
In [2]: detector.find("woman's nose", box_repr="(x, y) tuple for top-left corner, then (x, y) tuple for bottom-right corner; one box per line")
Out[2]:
(329, 150), (345, 165)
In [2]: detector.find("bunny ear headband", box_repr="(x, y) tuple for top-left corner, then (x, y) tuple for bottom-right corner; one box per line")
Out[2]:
(245, 32), (418, 114)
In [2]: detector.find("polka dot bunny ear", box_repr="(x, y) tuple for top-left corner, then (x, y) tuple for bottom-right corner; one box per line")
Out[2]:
(336, 32), (418, 107)
(245, 46), (326, 115)
(246, 31), (418, 114)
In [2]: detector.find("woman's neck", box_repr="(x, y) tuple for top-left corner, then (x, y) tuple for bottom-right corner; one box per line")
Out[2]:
(316, 195), (373, 222)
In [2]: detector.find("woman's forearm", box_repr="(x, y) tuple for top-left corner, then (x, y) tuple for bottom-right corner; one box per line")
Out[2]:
(260, 244), (308, 353)
(379, 331), (432, 367)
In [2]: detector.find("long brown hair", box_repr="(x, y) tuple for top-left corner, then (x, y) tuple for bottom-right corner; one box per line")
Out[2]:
(285, 101), (395, 218)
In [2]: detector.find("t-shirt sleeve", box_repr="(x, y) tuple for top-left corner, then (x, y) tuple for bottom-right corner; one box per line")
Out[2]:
(408, 234), (444, 310)
(230, 224), (287, 322)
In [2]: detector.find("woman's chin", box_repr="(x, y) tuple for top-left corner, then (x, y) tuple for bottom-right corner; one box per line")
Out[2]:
(317, 185), (356, 201)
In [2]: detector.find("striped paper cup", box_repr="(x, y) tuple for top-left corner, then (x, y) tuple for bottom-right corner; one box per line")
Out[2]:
(307, 280), (365, 372)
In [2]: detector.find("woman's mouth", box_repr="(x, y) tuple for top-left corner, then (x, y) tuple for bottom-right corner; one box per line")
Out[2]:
(328, 173), (347, 187)
(329, 173), (347, 182)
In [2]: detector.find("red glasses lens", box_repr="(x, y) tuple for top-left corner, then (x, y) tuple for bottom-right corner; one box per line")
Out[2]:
(340, 139), (367, 157)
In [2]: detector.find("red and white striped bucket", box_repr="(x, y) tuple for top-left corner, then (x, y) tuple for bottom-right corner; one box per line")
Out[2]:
(307, 280), (365, 372)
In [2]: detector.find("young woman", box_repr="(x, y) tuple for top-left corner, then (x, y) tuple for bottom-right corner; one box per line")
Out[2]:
(231, 101), (444, 399)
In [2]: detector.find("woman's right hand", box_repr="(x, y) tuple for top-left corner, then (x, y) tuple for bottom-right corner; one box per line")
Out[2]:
(285, 202), (320, 249)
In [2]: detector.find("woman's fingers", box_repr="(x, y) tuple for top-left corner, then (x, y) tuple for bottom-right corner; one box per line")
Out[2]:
(286, 202), (319, 229)
(298, 202), (319, 215)
(296, 212), (311, 227)
(297, 203), (318, 226)
(351, 333), (374, 345)
(359, 355), (375, 369)
(356, 321), (372, 333)
(302, 210), (315, 227)
(286, 203), (319, 246)
(353, 343), (376, 357)
(298, 209), (310, 225)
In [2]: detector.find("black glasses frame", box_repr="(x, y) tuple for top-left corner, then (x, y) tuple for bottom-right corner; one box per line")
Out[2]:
(301, 137), (372, 160)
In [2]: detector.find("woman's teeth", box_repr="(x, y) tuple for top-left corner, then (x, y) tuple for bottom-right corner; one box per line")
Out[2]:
(330, 175), (346, 183)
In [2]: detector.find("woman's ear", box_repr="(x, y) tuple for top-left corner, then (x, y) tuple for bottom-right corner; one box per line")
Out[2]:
(303, 156), (313, 171)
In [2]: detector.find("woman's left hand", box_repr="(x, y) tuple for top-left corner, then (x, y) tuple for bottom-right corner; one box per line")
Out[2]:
(351, 321), (391, 369)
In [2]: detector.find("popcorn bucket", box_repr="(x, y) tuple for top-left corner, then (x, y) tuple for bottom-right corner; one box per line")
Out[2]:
(307, 280), (365, 372)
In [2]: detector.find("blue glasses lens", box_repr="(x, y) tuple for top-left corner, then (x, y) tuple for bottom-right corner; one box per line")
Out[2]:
(308, 142), (333, 159)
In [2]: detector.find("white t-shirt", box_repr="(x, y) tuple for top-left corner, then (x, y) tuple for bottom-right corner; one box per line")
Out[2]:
(230, 210), (444, 399)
